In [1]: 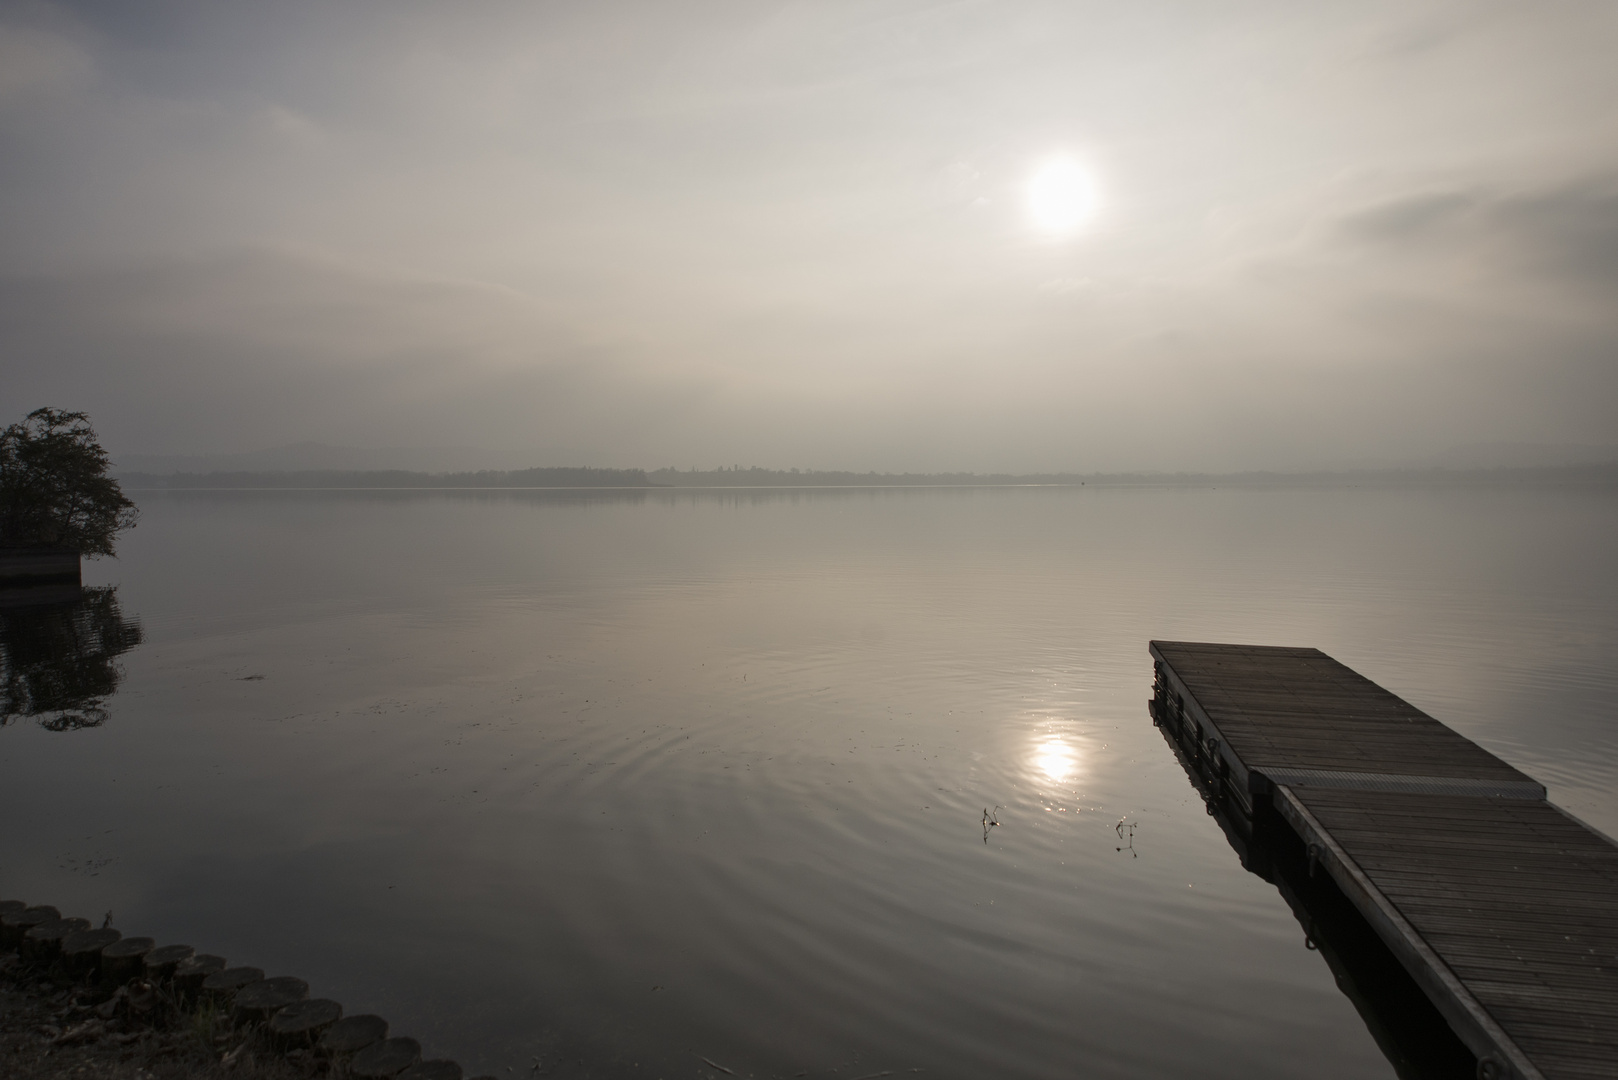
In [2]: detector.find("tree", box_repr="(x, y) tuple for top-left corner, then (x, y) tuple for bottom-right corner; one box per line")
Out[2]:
(0, 408), (138, 557)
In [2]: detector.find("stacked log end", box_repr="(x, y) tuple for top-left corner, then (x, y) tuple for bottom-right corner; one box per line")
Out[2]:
(270, 997), (343, 1048)
(21, 917), (92, 962)
(352, 1036), (424, 1079)
(60, 926), (122, 977)
(102, 936), (156, 983)
(0, 894), (488, 1079)
(200, 965), (265, 1006)
(0, 905), (59, 950)
(142, 943), (195, 982)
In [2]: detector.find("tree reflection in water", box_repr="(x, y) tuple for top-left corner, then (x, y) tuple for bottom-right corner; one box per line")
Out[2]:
(0, 585), (143, 731)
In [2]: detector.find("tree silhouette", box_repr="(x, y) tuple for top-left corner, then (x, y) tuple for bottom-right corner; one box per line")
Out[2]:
(0, 408), (138, 557)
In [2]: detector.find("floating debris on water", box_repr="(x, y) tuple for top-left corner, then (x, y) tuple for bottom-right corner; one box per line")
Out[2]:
(1115, 817), (1138, 857)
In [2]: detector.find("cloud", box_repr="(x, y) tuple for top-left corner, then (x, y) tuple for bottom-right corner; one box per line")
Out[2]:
(0, 21), (91, 106)
(1338, 176), (1618, 293)
(0, 246), (654, 457)
(1340, 190), (1479, 243)
(1, 2), (1617, 471)
(1036, 277), (1093, 296)
(930, 161), (981, 206)
(1485, 179), (1618, 291)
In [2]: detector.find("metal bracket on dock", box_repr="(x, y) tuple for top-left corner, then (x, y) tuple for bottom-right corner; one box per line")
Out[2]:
(1150, 653), (1254, 809)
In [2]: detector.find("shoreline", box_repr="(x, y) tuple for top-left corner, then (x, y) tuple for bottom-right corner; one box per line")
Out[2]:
(0, 951), (312, 1080)
(0, 899), (487, 1080)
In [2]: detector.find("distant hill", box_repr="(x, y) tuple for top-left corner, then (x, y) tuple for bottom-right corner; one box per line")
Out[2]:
(119, 467), (655, 489)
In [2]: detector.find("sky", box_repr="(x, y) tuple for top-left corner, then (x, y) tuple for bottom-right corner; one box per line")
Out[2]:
(2, 0), (1616, 473)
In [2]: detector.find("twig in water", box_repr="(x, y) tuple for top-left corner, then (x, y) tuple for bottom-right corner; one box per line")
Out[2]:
(1115, 817), (1138, 857)
(982, 806), (1003, 842)
(696, 1054), (736, 1075)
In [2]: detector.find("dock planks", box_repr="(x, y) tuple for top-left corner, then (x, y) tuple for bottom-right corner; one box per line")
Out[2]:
(1150, 641), (1618, 1080)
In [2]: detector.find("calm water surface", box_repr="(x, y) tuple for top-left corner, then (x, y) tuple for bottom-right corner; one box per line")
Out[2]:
(3, 485), (1616, 1079)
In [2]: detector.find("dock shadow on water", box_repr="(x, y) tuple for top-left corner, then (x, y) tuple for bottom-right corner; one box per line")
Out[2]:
(0, 584), (143, 731)
(1149, 693), (1475, 1080)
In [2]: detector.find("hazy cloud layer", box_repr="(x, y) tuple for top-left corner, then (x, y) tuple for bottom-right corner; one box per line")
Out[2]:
(2, 0), (1616, 471)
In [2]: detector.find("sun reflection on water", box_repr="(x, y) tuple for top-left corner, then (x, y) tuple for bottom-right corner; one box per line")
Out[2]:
(1032, 734), (1081, 783)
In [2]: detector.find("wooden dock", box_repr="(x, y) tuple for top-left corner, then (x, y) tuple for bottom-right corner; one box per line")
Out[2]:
(1149, 641), (1618, 1080)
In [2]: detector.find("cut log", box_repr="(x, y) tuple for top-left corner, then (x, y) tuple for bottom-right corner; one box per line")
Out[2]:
(60, 927), (121, 976)
(142, 943), (196, 983)
(233, 975), (310, 1023)
(200, 966), (264, 1006)
(400, 1060), (463, 1080)
(100, 937), (155, 984)
(1, 906), (59, 950)
(172, 954), (226, 1002)
(350, 1037), (423, 1078)
(320, 1014), (389, 1055)
(21, 917), (90, 962)
(268, 998), (342, 1048)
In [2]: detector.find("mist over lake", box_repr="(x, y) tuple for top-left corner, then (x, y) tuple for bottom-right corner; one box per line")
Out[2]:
(4, 483), (1614, 1078)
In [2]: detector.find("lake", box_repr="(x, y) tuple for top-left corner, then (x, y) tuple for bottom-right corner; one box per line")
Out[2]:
(3, 484), (1616, 1079)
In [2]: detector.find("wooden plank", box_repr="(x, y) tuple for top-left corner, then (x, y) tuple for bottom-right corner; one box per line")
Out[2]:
(1151, 641), (1618, 1080)
(1271, 783), (1545, 1080)
(1151, 640), (1538, 788)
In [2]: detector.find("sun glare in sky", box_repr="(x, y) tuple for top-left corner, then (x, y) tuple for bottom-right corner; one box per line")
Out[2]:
(1026, 158), (1100, 235)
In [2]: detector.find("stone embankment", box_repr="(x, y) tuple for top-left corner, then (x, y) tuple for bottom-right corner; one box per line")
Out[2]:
(2, 897), (489, 1080)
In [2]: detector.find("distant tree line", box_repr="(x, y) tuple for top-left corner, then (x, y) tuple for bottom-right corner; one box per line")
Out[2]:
(118, 467), (657, 489)
(645, 464), (1618, 488)
(113, 462), (1618, 492)
(646, 467), (1092, 486)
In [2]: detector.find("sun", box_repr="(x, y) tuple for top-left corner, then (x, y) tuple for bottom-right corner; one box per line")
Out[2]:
(1026, 158), (1100, 235)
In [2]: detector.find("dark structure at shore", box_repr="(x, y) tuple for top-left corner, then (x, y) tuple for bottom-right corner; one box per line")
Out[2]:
(0, 546), (80, 587)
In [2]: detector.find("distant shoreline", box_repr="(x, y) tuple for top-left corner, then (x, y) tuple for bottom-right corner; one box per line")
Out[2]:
(117, 467), (656, 490)
(115, 463), (1618, 490)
